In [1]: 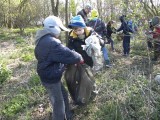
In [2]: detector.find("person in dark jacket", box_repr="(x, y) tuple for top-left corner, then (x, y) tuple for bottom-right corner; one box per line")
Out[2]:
(117, 15), (134, 56)
(77, 4), (92, 23)
(68, 15), (94, 67)
(87, 9), (112, 67)
(34, 16), (84, 120)
(106, 20), (116, 51)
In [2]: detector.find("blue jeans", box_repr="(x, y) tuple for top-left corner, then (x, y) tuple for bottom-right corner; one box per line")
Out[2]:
(101, 46), (109, 61)
(42, 81), (71, 120)
(123, 35), (131, 55)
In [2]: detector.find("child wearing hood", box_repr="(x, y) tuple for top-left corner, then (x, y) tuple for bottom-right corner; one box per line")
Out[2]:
(34, 16), (83, 120)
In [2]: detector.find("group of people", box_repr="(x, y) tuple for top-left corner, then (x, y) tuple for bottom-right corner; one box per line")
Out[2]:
(34, 4), (160, 120)
(77, 5), (136, 57)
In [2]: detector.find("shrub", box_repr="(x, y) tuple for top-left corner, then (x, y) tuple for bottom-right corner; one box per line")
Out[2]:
(2, 94), (29, 118)
(0, 64), (12, 84)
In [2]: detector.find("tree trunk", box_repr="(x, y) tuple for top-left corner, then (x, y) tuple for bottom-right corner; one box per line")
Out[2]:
(110, 0), (114, 20)
(50, 0), (59, 16)
(97, 0), (102, 19)
(7, 0), (12, 28)
(123, 0), (128, 15)
(65, 0), (69, 45)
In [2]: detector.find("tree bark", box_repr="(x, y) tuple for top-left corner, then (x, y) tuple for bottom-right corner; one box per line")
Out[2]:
(65, 0), (69, 45)
(110, 0), (114, 20)
(123, 0), (128, 15)
(50, 0), (59, 16)
(97, 0), (102, 19)
(7, 0), (12, 28)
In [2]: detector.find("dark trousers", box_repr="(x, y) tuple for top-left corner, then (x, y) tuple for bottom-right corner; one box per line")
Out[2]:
(106, 37), (114, 50)
(154, 41), (160, 60)
(147, 41), (153, 49)
(123, 35), (131, 55)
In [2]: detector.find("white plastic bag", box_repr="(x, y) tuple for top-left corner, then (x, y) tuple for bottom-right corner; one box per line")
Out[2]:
(81, 35), (103, 72)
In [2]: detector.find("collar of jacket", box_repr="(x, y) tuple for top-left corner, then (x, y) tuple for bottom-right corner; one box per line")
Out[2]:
(70, 27), (92, 38)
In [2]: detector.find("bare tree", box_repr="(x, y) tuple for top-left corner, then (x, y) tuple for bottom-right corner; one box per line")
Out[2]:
(110, 0), (114, 19)
(50, 0), (59, 16)
(140, 0), (160, 16)
(97, 0), (102, 19)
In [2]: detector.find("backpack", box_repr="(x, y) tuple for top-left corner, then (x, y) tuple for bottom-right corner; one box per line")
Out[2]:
(88, 19), (105, 35)
(127, 20), (138, 32)
(127, 20), (133, 31)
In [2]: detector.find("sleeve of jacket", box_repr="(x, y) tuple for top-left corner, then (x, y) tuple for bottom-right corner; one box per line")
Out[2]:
(67, 36), (75, 50)
(117, 24), (123, 32)
(50, 42), (82, 64)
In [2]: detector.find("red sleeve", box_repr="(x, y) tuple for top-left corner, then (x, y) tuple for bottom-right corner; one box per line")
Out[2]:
(153, 27), (160, 38)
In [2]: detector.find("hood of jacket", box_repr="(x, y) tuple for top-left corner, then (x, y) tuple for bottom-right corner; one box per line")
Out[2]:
(35, 28), (54, 46)
(119, 15), (125, 23)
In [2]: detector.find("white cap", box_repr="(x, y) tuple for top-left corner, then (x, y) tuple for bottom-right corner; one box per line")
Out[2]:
(43, 16), (69, 32)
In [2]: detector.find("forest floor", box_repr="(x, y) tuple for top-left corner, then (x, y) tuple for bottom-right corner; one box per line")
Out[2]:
(0, 28), (160, 120)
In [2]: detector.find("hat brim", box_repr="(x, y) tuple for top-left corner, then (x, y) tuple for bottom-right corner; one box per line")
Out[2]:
(59, 24), (69, 31)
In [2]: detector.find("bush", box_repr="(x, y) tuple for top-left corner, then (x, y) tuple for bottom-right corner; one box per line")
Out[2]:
(2, 94), (29, 118)
(0, 64), (12, 84)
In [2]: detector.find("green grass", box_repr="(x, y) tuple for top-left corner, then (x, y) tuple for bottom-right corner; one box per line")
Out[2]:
(1, 27), (160, 120)
(0, 73), (46, 120)
(2, 94), (30, 118)
(0, 64), (12, 84)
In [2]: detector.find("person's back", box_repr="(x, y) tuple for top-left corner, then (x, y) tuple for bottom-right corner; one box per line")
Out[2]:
(88, 18), (106, 36)
(87, 9), (107, 37)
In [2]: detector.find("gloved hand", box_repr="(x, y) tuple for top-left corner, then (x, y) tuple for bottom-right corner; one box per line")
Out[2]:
(79, 56), (84, 64)
(79, 60), (84, 64)
(75, 60), (84, 66)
